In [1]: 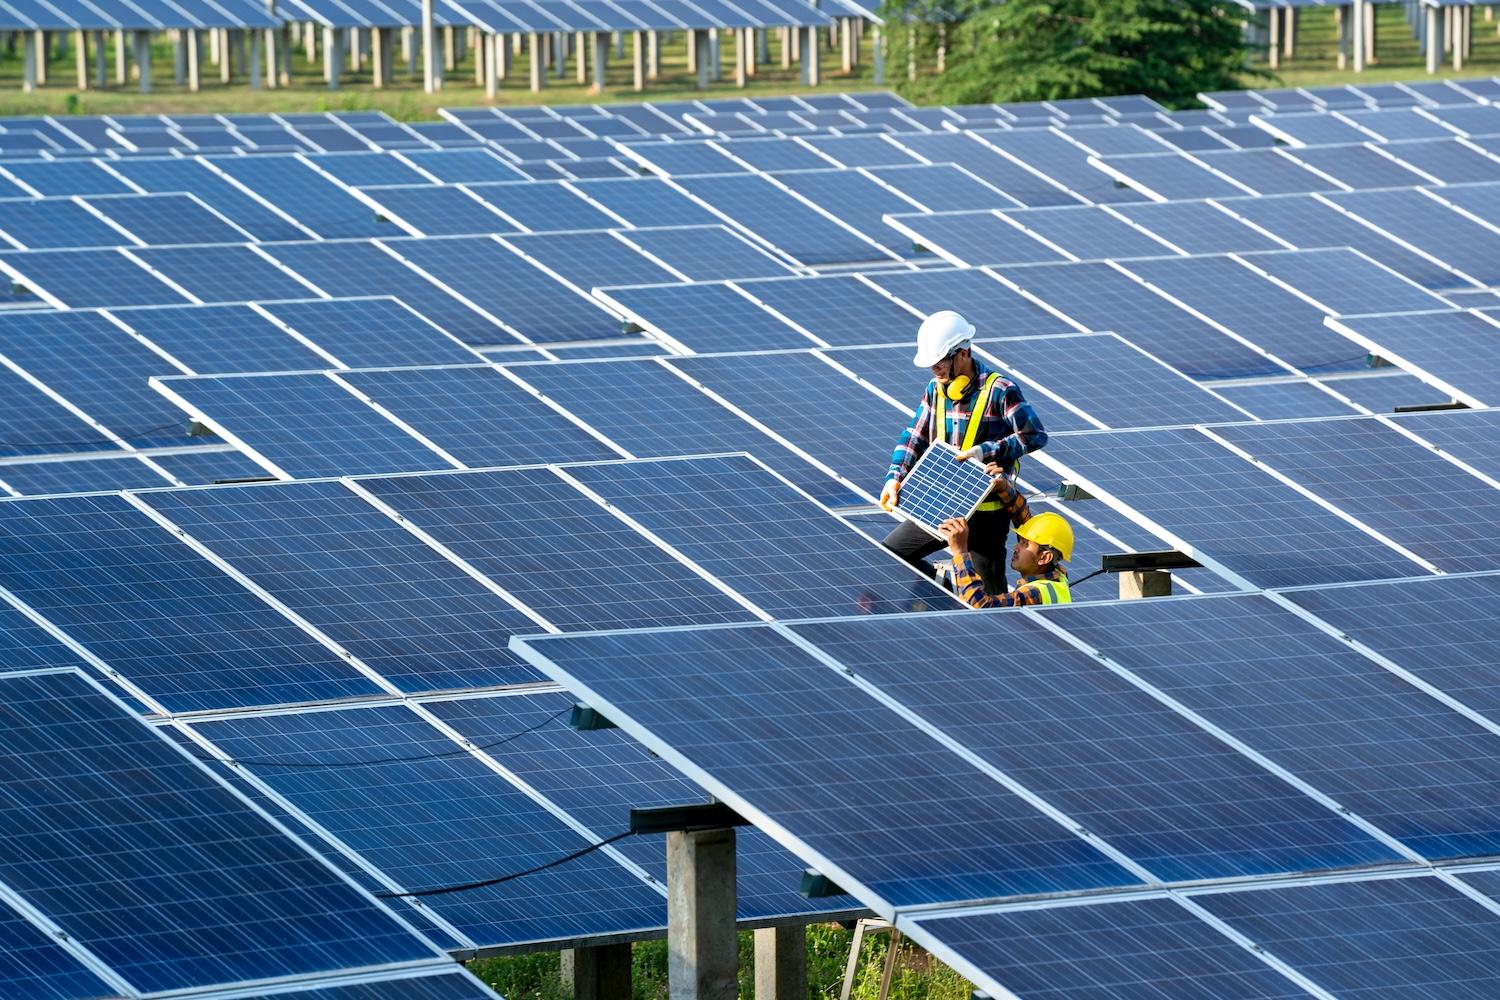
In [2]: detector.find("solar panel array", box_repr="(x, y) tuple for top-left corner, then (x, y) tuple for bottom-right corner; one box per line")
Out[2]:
(11, 80), (1500, 999)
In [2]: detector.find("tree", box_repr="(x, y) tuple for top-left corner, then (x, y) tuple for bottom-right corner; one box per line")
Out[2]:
(885, 0), (1259, 108)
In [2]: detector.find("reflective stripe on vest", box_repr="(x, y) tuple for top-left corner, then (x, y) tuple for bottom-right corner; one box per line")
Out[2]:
(935, 371), (1006, 510)
(1022, 577), (1072, 605)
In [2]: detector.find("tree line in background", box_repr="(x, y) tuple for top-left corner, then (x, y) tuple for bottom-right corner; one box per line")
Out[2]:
(881, 0), (1259, 107)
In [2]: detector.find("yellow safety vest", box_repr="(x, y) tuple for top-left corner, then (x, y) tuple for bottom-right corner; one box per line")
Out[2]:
(934, 371), (1007, 511)
(1018, 576), (1071, 605)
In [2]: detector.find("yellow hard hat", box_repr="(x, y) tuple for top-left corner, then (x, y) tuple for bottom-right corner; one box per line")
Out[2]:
(1016, 512), (1074, 562)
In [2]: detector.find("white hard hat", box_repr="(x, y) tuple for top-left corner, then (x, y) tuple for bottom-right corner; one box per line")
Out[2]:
(913, 310), (976, 367)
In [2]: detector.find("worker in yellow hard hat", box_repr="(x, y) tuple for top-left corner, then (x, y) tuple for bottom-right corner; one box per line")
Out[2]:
(938, 478), (1073, 608)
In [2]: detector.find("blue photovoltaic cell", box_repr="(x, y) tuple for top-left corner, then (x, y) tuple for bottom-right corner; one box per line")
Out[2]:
(1060, 124), (1169, 156)
(306, 152), (430, 187)
(1431, 182), (1500, 229)
(1239, 247), (1446, 316)
(143, 479), (543, 691)
(269, 970), (500, 999)
(1155, 128), (1234, 152)
(0, 198), (134, 248)
(535, 339), (664, 359)
(1044, 427), (1422, 587)
(503, 230), (678, 290)
(1382, 138), (1500, 184)
(1119, 255), (1364, 374)
(744, 275), (919, 346)
(1003, 206), (1177, 260)
(721, 138), (829, 171)
(359, 185), (518, 236)
(0, 248), (189, 308)
(111, 303), (329, 374)
(513, 623), (1138, 907)
(1287, 145), (1430, 190)
(1327, 188), (1500, 286)
(464, 180), (619, 231)
(1329, 311), (1500, 405)
(911, 899), (1311, 1000)
(624, 140), (742, 175)
(85, 193), (249, 246)
(0, 455), (171, 495)
(1188, 149), (1341, 196)
(867, 163), (1018, 213)
(340, 365), (606, 468)
(513, 359), (860, 506)
(670, 352), (908, 488)
(982, 130), (1141, 204)
(0, 366), (119, 458)
(869, 268), (1078, 337)
(0, 670), (435, 994)
(263, 297), (484, 367)
(1394, 408), (1500, 481)
(1288, 574), (1500, 727)
(1342, 107), (1452, 141)
(213, 155), (389, 238)
(106, 158), (308, 241)
(1196, 875), (1500, 997)
(601, 282), (812, 352)
(190, 704), (667, 948)
(131, 244), (320, 303)
(567, 177), (720, 227)
(797, 613), (1396, 881)
(771, 169), (916, 255)
(390, 236), (618, 343)
(0, 309), (194, 447)
(1, 159), (133, 195)
(399, 148), (528, 182)
(570, 455), (950, 618)
(429, 691), (857, 921)
(994, 262), (1276, 378)
(1253, 112), (1370, 146)
(262, 241), (510, 346)
(890, 211), (1065, 266)
(675, 173), (888, 265)
(148, 447), (272, 486)
(158, 372), (451, 478)
(1318, 372), (1452, 412)
(1213, 380), (1361, 421)
(1212, 417), (1500, 573)
(358, 466), (756, 630)
(894, 133), (1078, 207)
(621, 225), (792, 280)
(803, 135), (923, 167)
(981, 334), (1247, 427)
(1097, 153), (1249, 200)
(894, 442), (1001, 532)
(1052, 594), (1500, 861)
(0, 902), (116, 1000)
(0, 606), (92, 675)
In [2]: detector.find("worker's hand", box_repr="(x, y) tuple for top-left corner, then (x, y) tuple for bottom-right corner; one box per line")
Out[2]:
(938, 518), (969, 555)
(983, 461), (1008, 478)
(879, 479), (900, 511)
(955, 446), (983, 463)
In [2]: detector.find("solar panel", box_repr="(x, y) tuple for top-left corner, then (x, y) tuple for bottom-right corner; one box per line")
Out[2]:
(148, 446), (274, 486)
(1004, 205), (1179, 260)
(1324, 311), (1500, 407)
(0, 247), (188, 308)
(1319, 371), (1453, 412)
(894, 133), (1080, 207)
(1119, 255), (1365, 374)
(674, 172), (894, 265)
(1342, 107), (1453, 141)
(399, 148), (528, 182)
(864, 163), (1019, 213)
(1327, 188), (1500, 286)
(1212, 379), (1361, 420)
(892, 441), (998, 534)
(1240, 247), (1448, 315)
(1109, 200), (1284, 254)
(307, 151), (431, 187)
(993, 262), (1276, 378)
(213, 155), (390, 238)
(503, 230), (679, 290)
(1093, 152), (1251, 200)
(154, 372), (455, 479)
(1251, 111), (1370, 146)
(868, 267), (1079, 337)
(1042, 427), (1427, 586)
(0, 669), (437, 992)
(597, 282), (813, 352)
(908, 898), (1310, 1000)
(802, 135), (923, 168)
(262, 297), (484, 367)
(0, 361), (125, 458)
(1286, 144), (1430, 189)
(565, 176), (719, 227)
(0, 196), (137, 249)
(1, 159), (133, 195)
(261, 240), (512, 346)
(358, 184), (519, 236)
(142, 479), (544, 691)
(465, 180), (622, 231)
(1381, 138), (1500, 184)
(619, 225), (794, 280)
(131, 244), (322, 303)
(0, 900), (118, 998)
(1428, 180), (1500, 229)
(511, 623), (1137, 909)
(257, 970), (502, 998)
(771, 168), (917, 255)
(741, 274), (919, 346)
(357, 465), (757, 630)
(886, 210), (1066, 267)
(0, 454), (173, 495)
(1059, 124), (1169, 156)
(618, 140), (741, 176)
(84, 192), (250, 246)
(982, 130), (1141, 204)
(107, 157), (309, 241)
(110, 302), (332, 374)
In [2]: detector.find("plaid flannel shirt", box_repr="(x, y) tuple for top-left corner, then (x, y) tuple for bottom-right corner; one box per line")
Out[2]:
(886, 359), (1048, 485)
(948, 478), (1069, 609)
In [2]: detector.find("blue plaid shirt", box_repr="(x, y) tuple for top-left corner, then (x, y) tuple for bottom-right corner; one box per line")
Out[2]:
(887, 359), (1048, 484)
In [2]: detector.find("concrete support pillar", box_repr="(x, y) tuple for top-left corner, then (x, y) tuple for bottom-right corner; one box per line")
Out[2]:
(754, 926), (807, 1000)
(743, 27), (755, 76)
(560, 944), (633, 1000)
(905, 24), (914, 80)
(93, 30), (107, 87)
(350, 26), (361, 71)
(35, 29), (46, 84)
(1120, 571), (1173, 600)
(686, 26), (697, 70)
(269, 27), (282, 88)
(74, 29), (87, 88)
(1284, 5), (1295, 55)
(250, 27), (262, 88)
(1427, 3), (1440, 71)
(325, 26), (342, 88)
(171, 28), (185, 85)
(733, 26), (746, 85)
(782, 25), (792, 67)
(497, 32), (509, 80)
(186, 28), (199, 90)
(841, 17), (853, 71)
(133, 30), (150, 92)
(443, 24), (455, 69)
(219, 28), (231, 82)
(574, 30), (586, 81)
(709, 26), (721, 80)
(1335, 4), (1347, 68)
(1268, 7), (1279, 69)
(479, 32), (493, 96)
(666, 828), (737, 1000)
(1455, 4), (1467, 67)
(647, 28), (658, 77)
(801, 25), (819, 84)
(757, 26), (768, 64)
(632, 28), (645, 90)
(590, 29), (606, 92)
(1352, 0), (1366, 69)
(114, 28), (126, 84)
(402, 26), (413, 72)
(421, 0), (436, 91)
(368, 26), (383, 87)
(528, 31), (544, 90)
(936, 21), (944, 70)
(693, 27), (709, 89)
(872, 24), (883, 82)
(21, 30), (36, 91)
(615, 29), (624, 57)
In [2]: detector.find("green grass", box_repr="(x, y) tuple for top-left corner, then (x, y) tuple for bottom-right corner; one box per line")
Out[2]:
(467, 924), (973, 999)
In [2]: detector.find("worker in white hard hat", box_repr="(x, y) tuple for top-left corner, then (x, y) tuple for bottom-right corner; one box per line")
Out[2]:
(939, 493), (1074, 608)
(881, 310), (1048, 594)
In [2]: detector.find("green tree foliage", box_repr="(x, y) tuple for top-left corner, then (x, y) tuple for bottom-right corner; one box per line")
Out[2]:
(885, 0), (1261, 107)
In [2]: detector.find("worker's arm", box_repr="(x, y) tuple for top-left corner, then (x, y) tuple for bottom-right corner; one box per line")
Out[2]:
(952, 554), (1051, 609)
(981, 472), (1033, 531)
(886, 387), (936, 486)
(976, 383), (1048, 469)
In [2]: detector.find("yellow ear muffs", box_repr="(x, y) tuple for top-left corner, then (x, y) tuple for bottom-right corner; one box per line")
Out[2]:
(944, 374), (971, 401)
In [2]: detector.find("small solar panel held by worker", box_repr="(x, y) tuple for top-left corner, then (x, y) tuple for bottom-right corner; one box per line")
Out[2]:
(895, 442), (1000, 535)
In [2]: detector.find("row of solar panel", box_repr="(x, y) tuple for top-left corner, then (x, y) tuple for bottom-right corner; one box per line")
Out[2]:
(1200, 75), (1500, 112)
(0, 0), (279, 30)
(512, 578), (1500, 999)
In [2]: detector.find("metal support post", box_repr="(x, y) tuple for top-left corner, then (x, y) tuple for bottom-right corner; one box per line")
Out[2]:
(373, 26), (387, 87)
(782, 25), (791, 67)
(114, 28), (126, 84)
(134, 30), (150, 92)
(1284, 5), (1295, 55)
(1426, 4), (1439, 71)
(349, 27), (361, 71)
(1268, 7), (1279, 68)
(220, 28), (231, 81)
(497, 32), (509, 79)
(841, 16), (853, 71)
(734, 26), (746, 85)
(693, 28), (709, 88)
(575, 30), (586, 81)
(632, 28), (644, 89)
(326, 26), (342, 87)
(421, 0), (436, 91)
(250, 27), (262, 87)
(666, 828), (738, 1000)
(1335, 4), (1347, 68)
(21, 30), (36, 91)
(264, 26), (277, 88)
(186, 28), (199, 90)
(686, 25), (697, 69)
(744, 27), (755, 76)
(560, 945), (633, 1000)
(35, 29), (46, 84)
(591, 29), (606, 92)
(755, 926), (807, 1000)
(709, 26), (721, 81)
(528, 31), (543, 90)
(647, 28), (658, 77)
(757, 26), (768, 64)
(94, 30), (107, 87)
(75, 29), (88, 88)
(872, 24), (883, 82)
(801, 24), (819, 84)
(615, 29), (624, 57)
(443, 24), (455, 69)
(1353, 0), (1366, 69)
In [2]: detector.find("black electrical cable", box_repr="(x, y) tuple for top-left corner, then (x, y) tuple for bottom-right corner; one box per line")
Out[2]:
(206, 706), (570, 771)
(1067, 567), (1108, 588)
(377, 830), (636, 898)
